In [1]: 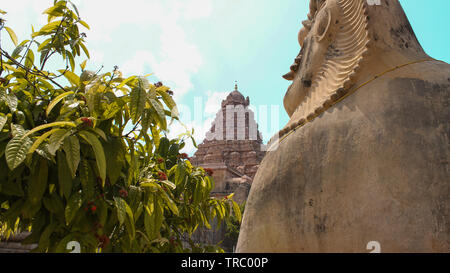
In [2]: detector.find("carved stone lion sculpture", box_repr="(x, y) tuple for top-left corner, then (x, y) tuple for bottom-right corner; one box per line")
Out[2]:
(236, 0), (449, 252)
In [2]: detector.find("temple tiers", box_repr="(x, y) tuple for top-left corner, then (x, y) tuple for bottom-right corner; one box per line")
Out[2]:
(190, 84), (265, 204)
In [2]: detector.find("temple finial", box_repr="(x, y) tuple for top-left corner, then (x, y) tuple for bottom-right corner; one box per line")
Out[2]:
(234, 81), (238, 91)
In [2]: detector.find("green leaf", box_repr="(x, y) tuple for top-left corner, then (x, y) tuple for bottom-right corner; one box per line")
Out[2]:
(80, 59), (87, 71)
(38, 222), (57, 251)
(46, 91), (74, 116)
(25, 49), (35, 68)
(37, 38), (52, 52)
(0, 115), (7, 131)
(58, 70), (80, 86)
(79, 42), (90, 58)
(231, 200), (242, 222)
(63, 135), (80, 179)
(116, 76), (136, 89)
(92, 128), (107, 141)
(78, 131), (106, 186)
(79, 159), (95, 200)
(102, 99), (125, 120)
(130, 81), (146, 123)
(28, 128), (58, 154)
(4, 26), (18, 46)
(157, 89), (179, 118)
(114, 197), (127, 225)
(11, 124), (26, 137)
(160, 190), (179, 215)
(27, 159), (48, 205)
(5, 134), (33, 170)
(5, 93), (18, 112)
(32, 20), (62, 38)
(85, 82), (103, 114)
(47, 128), (70, 155)
(11, 40), (30, 58)
(67, 51), (75, 72)
(113, 197), (135, 239)
(160, 180), (176, 190)
(79, 20), (90, 30)
(57, 151), (72, 200)
(23, 121), (76, 139)
(175, 163), (187, 186)
(43, 1), (66, 17)
(65, 191), (83, 225)
(144, 200), (164, 240)
(103, 137), (125, 185)
(149, 98), (167, 131)
(157, 137), (170, 157)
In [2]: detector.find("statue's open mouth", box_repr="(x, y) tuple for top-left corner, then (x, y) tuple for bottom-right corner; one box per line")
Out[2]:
(283, 54), (303, 81)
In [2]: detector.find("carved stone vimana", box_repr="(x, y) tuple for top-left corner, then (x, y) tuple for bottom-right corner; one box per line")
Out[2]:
(237, 0), (449, 252)
(190, 85), (265, 204)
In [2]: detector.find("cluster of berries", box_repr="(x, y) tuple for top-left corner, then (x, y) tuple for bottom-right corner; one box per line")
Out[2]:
(177, 153), (189, 160)
(158, 171), (167, 181)
(84, 201), (97, 213)
(204, 168), (214, 176)
(81, 117), (93, 127)
(169, 237), (178, 246)
(95, 233), (110, 248)
(119, 189), (128, 198)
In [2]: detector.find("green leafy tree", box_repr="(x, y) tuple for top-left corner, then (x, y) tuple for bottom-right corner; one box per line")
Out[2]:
(0, 1), (240, 253)
(225, 201), (244, 247)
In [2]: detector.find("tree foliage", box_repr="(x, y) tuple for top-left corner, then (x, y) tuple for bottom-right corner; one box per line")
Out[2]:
(0, 1), (240, 253)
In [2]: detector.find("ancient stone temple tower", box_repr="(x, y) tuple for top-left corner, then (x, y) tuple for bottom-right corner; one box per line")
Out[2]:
(190, 84), (265, 204)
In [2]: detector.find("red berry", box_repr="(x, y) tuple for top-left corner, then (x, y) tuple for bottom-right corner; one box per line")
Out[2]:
(154, 82), (163, 88)
(91, 205), (97, 212)
(119, 189), (128, 198)
(158, 171), (167, 181)
(204, 168), (214, 176)
(167, 90), (174, 96)
(81, 117), (93, 127)
(157, 158), (164, 164)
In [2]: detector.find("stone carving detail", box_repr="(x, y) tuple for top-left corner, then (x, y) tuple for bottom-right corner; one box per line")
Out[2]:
(190, 85), (265, 199)
(237, 0), (449, 253)
(282, 0), (370, 136)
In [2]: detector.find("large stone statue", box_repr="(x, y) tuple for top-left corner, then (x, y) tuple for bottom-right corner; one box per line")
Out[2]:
(236, 0), (449, 252)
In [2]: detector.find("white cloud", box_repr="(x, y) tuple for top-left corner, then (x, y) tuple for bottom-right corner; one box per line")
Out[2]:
(204, 91), (228, 115)
(2, 0), (211, 99)
(76, 0), (209, 98)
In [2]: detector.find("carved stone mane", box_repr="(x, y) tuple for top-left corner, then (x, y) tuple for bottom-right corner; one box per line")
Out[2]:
(280, 0), (370, 139)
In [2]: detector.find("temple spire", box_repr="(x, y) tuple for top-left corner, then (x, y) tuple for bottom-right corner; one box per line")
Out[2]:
(235, 81), (238, 91)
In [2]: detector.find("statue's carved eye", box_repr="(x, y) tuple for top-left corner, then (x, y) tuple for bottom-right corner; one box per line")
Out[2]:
(315, 9), (331, 42)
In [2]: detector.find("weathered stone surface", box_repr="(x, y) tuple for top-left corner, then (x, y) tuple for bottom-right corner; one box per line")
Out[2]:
(0, 232), (36, 253)
(237, 0), (449, 253)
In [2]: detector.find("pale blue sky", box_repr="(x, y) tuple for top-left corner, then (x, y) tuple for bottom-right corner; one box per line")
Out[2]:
(1, 0), (449, 154)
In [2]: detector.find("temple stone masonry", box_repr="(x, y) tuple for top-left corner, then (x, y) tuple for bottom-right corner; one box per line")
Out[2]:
(190, 84), (266, 204)
(189, 85), (266, 251)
